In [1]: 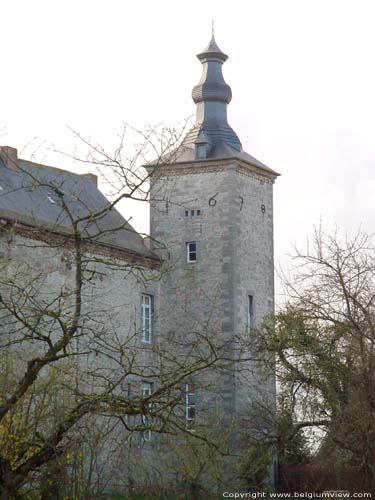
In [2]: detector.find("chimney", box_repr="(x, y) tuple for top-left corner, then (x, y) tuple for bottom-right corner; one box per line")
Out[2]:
(80, 173), (98, 187)
(0, 146), (18, 171)
(143, 236), (151, 249)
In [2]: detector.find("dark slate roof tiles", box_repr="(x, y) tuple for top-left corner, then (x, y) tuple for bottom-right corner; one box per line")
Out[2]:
(0, 157), (156, 259)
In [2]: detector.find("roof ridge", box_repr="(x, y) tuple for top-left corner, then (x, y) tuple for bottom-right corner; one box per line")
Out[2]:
(18, 159), (84, 178)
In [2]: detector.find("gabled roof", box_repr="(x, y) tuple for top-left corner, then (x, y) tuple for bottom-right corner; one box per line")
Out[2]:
(0, 154), (156, 260)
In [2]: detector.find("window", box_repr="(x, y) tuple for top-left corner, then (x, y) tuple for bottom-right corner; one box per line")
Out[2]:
(185, 383), (196, 430)
(184, 209), (201, 218)
(141, 383), (153, 442)
(47, 194), (57, 204)
(248, 295), (254, 332)
(141, 294), (153, 343)
(186, 242), (197, 263)
(124, 383), (132, 424)
(196, 143), (207, 159)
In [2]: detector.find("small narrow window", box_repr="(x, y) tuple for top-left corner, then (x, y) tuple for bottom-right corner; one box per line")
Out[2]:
(248, 295), (254, 332)
(47, 194), (56, 204)
(141, 383), (153, 442)
(141, 294), (153, 343)
(185, 383), (196, 430)
(190, 210), (195, 217)
(197, 210), (201, 216)
(124, 383), (132, 423)
(185, 210), (189, 217)
(186, 242), (197, 263)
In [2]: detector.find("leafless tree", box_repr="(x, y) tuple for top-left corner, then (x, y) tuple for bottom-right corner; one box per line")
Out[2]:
(0, 126), (229, 499)
(257, 227), (375, 490)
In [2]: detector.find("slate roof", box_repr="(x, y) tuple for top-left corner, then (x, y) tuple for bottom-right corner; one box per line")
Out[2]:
(0, 156), (156, 259)
(186, 35), (242, 153)
(152, 141), (279, 177)
(197, 35), (228, 62)
(150, 35), (279, 178)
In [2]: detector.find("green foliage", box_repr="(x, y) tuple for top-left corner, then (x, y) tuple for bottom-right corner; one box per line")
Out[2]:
(259, 229), (375, 490)
(238, 440), (273, 491)
(276, 400), (311, 466)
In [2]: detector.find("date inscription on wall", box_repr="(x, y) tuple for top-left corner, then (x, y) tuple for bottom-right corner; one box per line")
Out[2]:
(208, 193), (218, 207)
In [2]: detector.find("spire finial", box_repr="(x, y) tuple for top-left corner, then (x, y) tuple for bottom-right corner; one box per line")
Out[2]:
(212, 18), (215, 38)
(183, 35), (242, 154)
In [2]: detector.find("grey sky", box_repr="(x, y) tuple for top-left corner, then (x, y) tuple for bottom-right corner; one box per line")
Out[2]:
(2, 0), (375, 302)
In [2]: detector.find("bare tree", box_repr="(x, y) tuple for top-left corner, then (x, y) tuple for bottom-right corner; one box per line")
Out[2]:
(0, 127), (228, 499)
(257, 227), (375, 491)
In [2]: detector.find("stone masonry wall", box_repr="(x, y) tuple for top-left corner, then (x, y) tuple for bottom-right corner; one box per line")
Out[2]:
(0, 230), (160, 491)
(150, 160), (276, 435)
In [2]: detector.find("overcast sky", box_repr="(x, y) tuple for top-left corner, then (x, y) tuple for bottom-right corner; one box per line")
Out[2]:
(2, 0), (375, 302)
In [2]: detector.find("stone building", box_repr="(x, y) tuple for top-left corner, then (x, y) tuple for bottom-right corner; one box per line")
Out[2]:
(147, 33), (279, 487)
(150, 32), (278, 415)
(0, 34), (278, 494)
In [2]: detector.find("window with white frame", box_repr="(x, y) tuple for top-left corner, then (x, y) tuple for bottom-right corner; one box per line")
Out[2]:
(248, 295), (254, 332)
(186, 241), (197, 263)
(141, 294), (153, 343)
(141, 382), (153, 442)
(185, 383), (196, 430)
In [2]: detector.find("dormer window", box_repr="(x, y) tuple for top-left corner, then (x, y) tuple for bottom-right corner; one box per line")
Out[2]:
(194, 130), (211, 160)
(196, 143), (208, 160)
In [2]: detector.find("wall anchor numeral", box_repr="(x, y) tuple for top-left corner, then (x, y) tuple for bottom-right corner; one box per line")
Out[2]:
(208, 193), (218, 207)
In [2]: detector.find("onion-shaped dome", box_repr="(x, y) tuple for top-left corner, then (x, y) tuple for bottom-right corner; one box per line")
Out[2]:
(183, 34), (242, 154)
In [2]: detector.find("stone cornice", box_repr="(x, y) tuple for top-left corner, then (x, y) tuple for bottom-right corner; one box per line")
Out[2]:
(0, 218), (161, 271)
(149, 157), (278, 184)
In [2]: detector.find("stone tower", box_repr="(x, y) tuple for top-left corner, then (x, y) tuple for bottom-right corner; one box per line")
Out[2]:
(149, 34), (278, 448)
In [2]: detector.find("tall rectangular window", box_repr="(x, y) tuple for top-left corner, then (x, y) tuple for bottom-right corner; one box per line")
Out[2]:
(141, 382), (153, 442)
(186, 241), (197, 263)
(248, 295), (254, 332)
(185, 383), (196, 430)
(141, 294), (153, 343)
(124, 382), (132, 424)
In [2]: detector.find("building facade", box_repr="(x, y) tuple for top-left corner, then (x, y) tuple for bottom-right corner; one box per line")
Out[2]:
(151, 33), (278, 425)
(0, 34), (278, 495)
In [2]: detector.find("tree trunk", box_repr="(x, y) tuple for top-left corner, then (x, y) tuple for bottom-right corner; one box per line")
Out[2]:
(0, 461), (13, 499)
(0, 457), (22, 500)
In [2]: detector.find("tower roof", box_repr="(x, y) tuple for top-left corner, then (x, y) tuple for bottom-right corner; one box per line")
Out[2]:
(149, 33), (279, 178)
(197, 34), (228, 62)
(182, 33), (242, 155)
